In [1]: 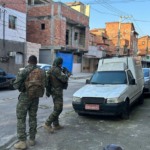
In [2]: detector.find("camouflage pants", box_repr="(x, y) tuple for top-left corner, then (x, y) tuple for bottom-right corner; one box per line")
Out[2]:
(45, 89), (63, 126)
(16, 92), (39, 141)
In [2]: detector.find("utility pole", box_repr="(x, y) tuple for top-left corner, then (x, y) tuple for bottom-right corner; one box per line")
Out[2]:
(3, 6), (6, 53)
(146, 36), (149, 55)
(116, 16), (132, 56)
(116, 16), (122, 56)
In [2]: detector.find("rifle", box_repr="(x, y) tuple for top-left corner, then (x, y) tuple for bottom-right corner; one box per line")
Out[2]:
(61, 67), (72, 77)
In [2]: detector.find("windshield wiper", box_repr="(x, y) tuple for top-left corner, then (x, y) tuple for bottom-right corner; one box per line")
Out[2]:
(90, 82), (99, 84)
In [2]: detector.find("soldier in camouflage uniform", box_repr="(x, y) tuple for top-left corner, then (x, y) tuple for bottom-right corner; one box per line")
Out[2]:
(13, 55), (46, 149)
(44, 57), (69, 132)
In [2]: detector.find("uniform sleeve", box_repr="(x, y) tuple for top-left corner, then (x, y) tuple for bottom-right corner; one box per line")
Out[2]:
(42, 70), (46, 87)
(13, 69), (26, 91)
(54, 67), (68, 83)
(45, 70), (52, 97)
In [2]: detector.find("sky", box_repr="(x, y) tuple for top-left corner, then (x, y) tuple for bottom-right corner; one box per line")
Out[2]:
(54, 0), (150, 38)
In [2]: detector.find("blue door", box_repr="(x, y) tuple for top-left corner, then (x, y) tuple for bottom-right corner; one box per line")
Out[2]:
(56, 52), (73, 73)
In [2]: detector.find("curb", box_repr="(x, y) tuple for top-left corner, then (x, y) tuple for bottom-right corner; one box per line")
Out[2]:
(70, 75), (92, 80)
(0, 136), (17, 150)
(4, 125), (44, 150)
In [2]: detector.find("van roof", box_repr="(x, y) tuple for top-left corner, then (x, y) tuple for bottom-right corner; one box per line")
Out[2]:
(98, 62), (127, 71)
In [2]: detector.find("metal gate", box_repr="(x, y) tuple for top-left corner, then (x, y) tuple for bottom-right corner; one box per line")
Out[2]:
(56, 52), (73, 73)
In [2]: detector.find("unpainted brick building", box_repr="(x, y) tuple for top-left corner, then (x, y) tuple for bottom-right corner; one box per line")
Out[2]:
(105, 22), (138, 56)
(27, 1), (89, 73)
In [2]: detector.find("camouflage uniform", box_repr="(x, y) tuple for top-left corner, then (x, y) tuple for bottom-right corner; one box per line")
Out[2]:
(13, 64), (45, 141)
(45, 58), (68, 127)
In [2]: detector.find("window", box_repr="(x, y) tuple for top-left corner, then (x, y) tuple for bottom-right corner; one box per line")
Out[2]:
(41, 23), (45, 30)
(74, 32), (78, 40)
(15, 53), (23, 64)
(66, 30), (69, 45)
(127, 70), (134, 84)
(90, 71), (127, 84)
(9, 15), (17, 29)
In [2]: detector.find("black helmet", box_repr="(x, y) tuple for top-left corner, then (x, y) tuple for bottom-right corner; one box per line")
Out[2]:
(53, 57), (63, 66)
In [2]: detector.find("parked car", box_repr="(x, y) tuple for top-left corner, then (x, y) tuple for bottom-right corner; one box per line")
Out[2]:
(72, 56), (144, 119)
(142, 68), (150, 93)
(0, 68), (16, 90)
(37, 63), (51, 72)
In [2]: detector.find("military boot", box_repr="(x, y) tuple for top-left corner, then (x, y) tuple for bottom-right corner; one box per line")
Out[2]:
(14, 141), (27, 149)
(28, 140), (35, 146)
(43, 124), (54, 133)
(53, 125), (64, 130)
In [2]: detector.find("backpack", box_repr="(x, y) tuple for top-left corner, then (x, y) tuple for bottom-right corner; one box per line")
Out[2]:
(25, 68), (45, 99)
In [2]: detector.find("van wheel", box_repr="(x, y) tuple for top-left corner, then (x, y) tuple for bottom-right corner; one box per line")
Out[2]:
(78, 113), (85, 116)
(121, 100), (130, 120)
(138, 92), (144, 105)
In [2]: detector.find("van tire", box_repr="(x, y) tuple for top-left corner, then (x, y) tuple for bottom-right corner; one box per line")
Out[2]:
(121, 100), (130, 120)
(138, 92), (144, 105)
(78, 113), (85, 116)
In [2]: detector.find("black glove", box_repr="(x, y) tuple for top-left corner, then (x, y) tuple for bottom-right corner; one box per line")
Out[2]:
(62, 67), (72, 77)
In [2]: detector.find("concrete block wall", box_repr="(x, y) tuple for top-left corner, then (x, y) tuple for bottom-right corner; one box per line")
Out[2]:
(25, 42), (41, 65)
(0, 39), (25, 74)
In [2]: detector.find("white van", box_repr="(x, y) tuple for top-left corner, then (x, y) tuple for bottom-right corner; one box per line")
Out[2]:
(72, 56), (144, 119)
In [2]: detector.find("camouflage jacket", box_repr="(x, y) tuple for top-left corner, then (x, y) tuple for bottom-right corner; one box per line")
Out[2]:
(46, 66), (68, 93)
(13, 65), (46, 92)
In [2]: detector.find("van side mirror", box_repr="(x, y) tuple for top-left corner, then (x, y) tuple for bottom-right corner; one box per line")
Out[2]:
(86, 79), (90, 84)
(130, 79), (136, 85)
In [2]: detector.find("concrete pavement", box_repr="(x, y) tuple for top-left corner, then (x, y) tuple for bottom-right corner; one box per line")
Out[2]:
(0, 73), (92, 150)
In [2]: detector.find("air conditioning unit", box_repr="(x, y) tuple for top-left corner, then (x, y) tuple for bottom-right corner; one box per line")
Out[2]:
(9, 52), (16, 57)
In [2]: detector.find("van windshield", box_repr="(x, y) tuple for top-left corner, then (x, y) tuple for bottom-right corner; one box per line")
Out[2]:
(90, 71), (127, 84)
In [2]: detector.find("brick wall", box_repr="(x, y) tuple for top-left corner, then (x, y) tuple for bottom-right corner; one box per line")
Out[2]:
(106, 22), (135, 55)
(0, 0), (26, 13)
(61, 3), (89, 26)
(138, 36), (150, 55)
(27, 20), (51, 46)
(53, 17), (66, 46)
(27, 5), (51, 17)
(27, 3), (89, 51)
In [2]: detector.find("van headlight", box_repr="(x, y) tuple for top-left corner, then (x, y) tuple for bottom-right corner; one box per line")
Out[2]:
(73, 97), (81, 102)
(107, 98), (120, 103)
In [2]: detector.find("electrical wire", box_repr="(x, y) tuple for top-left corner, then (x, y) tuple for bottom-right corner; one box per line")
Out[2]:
(1, 0), (150, 38)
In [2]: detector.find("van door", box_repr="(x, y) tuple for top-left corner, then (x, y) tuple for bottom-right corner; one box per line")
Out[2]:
(126, 70), (138, 103)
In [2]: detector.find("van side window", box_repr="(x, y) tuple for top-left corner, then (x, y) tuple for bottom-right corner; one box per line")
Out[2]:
(127, 70), (134, 83)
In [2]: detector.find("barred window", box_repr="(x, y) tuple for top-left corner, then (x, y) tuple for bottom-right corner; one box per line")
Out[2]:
(9, 15), (17, 29)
